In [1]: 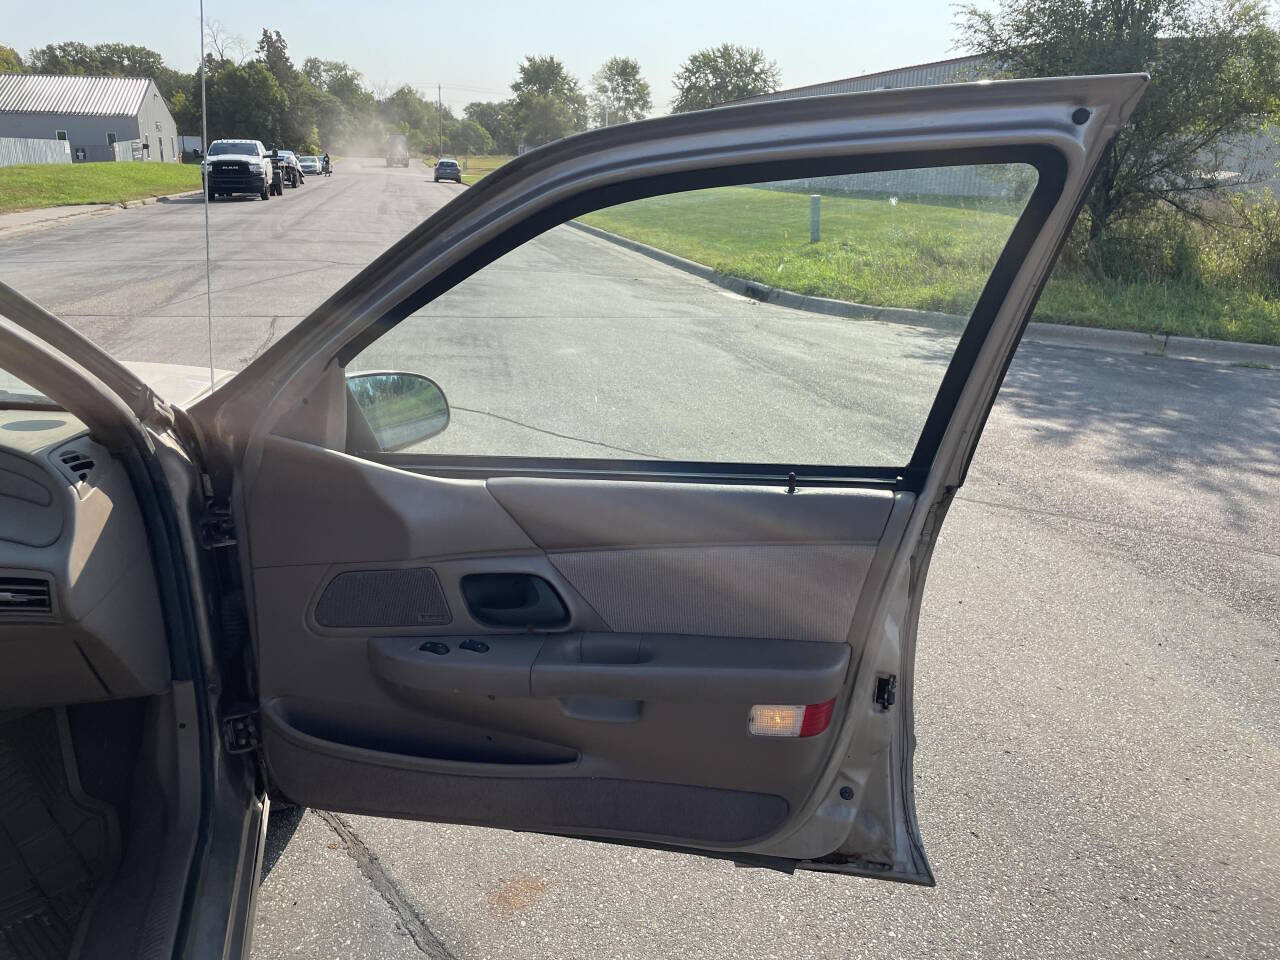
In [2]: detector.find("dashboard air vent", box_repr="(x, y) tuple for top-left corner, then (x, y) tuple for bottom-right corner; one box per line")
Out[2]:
(58, 448), (96, 483)
(0, 577), (52, 616)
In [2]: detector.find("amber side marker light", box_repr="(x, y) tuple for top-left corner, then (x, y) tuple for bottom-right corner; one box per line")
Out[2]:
(748, 699), (835, 737)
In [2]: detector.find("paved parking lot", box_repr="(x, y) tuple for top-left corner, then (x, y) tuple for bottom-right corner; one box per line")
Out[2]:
(2, 161), (1276, 959)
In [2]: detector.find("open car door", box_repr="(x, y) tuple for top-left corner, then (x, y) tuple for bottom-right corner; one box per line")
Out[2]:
(192, 74), (1146, 885)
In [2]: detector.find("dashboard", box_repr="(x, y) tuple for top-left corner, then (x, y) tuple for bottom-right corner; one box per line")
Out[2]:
(0, 409), (169, 708)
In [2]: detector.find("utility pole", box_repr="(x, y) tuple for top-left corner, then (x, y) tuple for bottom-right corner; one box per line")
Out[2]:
(437, 83), (443, 158)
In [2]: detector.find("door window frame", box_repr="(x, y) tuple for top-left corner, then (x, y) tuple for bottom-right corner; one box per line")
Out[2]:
(345, 144), (1069, 495)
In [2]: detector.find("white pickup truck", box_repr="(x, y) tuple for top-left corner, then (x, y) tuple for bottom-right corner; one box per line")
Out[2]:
(203, 139), (271, 201)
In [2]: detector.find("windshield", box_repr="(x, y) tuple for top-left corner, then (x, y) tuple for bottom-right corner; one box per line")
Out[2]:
(0, 368), (56, 408)
(209, 141), (259, 157)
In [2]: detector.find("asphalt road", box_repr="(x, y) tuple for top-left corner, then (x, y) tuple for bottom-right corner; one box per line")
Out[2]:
(2, 161), (1277, 960)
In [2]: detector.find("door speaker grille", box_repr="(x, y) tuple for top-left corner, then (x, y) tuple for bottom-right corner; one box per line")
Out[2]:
(314, 567), (451, 629)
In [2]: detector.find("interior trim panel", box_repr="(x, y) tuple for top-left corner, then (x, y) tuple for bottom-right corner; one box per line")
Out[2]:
(262, 705), (790, 845)
(247, 435), (897, 849)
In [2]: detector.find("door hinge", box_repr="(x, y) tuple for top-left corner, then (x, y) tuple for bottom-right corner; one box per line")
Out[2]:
(873, 673), (897, 712)
(200, 501), (236, 549)
(222, 710), (260, 754)
(139, 389), (176, 431)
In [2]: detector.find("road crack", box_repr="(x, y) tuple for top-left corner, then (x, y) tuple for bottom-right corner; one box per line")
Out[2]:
(451, 404), (671, 459)
(239, 315), (279, 367)
(314, 809), (456, 959)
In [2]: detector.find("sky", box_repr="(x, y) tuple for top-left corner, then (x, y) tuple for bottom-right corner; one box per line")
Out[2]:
(5, 0), (982, 114)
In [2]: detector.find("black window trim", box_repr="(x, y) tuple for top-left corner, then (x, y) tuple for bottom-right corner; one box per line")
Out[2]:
(349, 144), (1070, 494)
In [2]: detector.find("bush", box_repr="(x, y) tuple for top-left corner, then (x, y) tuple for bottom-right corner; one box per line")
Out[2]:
(1213, 191), (1280, 298)
(1068, 191), (1280, 296)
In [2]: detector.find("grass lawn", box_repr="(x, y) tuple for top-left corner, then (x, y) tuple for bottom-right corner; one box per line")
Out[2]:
(0, 162), (203, 214)
(579, 186), (1280, 346)
(456, 155), (512, 185)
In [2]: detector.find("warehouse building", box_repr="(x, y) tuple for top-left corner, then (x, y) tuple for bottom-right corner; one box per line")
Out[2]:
(740, 56), (1011, 200)
(744, 54), (990, 101)
(745, 54), (1280, 194)
(0, 74), (179, 163)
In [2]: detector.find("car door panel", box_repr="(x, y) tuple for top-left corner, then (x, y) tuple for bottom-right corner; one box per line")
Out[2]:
(248, 430), (900, 850)
(181, 74), (1149, 882)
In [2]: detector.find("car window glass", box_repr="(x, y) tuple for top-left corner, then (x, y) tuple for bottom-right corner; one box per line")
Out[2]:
(348, 163), (1038, 466)
(0, 367), (56, 408)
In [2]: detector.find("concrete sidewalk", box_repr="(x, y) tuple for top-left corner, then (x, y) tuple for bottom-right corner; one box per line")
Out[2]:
(0, 191), (203, 236)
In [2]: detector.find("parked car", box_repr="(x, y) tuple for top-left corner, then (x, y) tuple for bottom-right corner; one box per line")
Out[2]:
(298, 155), (322, 176)
(0, 73), (1147, 958)
(279, 150), (305, 187)
(433, 157), (462, 183)
(203, 139), (270, 201)
(268, 150), (303, 189)
(385, 133), (410, 167)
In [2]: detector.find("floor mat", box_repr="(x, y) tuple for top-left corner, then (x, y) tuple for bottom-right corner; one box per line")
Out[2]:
(0, 710), (117, 960)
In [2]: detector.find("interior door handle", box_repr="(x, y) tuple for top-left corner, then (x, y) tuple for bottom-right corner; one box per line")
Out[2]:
(460, 573), (569, 629)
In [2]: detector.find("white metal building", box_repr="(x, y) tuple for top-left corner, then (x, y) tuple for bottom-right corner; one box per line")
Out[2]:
(743, 55), (992, 102)
(746, 54), (1280, 193)
(0, 74), (179, 163)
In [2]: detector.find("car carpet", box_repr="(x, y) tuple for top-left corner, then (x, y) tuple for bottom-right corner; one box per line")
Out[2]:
(0, 710), (118, 960)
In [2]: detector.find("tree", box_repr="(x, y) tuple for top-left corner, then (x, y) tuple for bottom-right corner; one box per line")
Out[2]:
(511, 55), (587, 130)
(453, 118), (495, 155)
(515, 94), (576, 147)
(670, 44), (780, 112)
(252, 30), (321, 149)
(255, 30), (293, 85)
(202, 61), (287, 143)
(26, 41), (163, 77)
(0, 45), (23, 72)
(168, 89), (199, 135)
(465, 100), (517, 153)
(957, 0), (1280, 249)
(588, 56), (652, 126)
(204, 20), (249, 64)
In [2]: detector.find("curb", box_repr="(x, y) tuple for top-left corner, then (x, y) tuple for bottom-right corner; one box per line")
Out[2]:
(125, 189), (203, 207)
(0, 189), (205, 236)
(567, 219), (1280, 368)
(0, 203), (116, 235)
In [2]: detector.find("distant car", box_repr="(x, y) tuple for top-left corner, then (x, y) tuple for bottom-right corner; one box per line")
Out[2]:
(298, 155), (322, 175)
(203, 139), (270, 201)
(385, 133), (410, 167)
(433, 158), (462, 183)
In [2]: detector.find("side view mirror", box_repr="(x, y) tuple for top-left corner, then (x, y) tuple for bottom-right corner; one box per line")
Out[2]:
(345, 371), (449, 453)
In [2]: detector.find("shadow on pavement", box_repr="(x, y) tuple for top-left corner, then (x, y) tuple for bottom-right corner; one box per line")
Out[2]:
(261, 804), (306, 882)
(993, 345), (1280, 531)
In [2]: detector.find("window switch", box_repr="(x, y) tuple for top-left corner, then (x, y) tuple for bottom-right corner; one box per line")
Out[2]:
(459, 638), (490, 653)
(419, 641), (449, 655)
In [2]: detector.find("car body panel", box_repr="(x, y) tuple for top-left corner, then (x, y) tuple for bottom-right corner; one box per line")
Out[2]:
(204, 139), (270, 198)
(182, 74), (1147, 883)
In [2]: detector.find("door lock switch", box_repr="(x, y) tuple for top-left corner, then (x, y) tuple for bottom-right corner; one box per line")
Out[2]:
(419, 641), (450, 655)
(459, 639), (490, 653)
